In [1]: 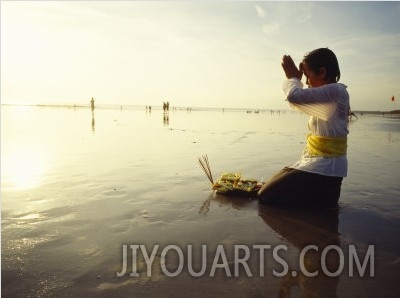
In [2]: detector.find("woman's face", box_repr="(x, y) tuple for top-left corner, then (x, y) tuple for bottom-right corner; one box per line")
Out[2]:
(301, 62), (326, 88)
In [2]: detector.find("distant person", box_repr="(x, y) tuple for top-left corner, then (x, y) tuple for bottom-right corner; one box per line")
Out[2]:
(258, 48), (350, 208)
(90, 97), (95, 112)
(163, 101), (170, 112)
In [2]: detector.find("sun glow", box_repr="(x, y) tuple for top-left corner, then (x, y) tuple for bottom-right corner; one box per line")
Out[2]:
(2, 146), (48, 190)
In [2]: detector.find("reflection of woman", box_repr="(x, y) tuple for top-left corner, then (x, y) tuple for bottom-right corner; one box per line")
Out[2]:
(258, 205), (340, 297)
(258, 48), (350, 208)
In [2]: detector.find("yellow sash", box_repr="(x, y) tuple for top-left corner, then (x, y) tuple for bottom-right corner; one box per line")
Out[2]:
(306, 133), (347, 157)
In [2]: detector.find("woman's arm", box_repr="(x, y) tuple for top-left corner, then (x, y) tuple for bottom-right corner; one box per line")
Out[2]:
(283, 79), (337, 121)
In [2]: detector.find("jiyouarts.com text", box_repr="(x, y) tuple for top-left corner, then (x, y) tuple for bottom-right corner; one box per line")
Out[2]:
(117, 244), (374, 278)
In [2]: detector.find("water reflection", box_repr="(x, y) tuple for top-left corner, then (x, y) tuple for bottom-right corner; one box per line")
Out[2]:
(198, 193), (254, 215)
(163, 111), (169, 126)
(199, 194), (340, 297)
(258, 205), (340, 297)
(2, 145), (48, 190)
(91, 111), (95, 132)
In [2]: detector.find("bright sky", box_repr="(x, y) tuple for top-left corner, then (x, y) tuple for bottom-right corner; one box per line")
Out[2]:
(1, 1), (399, 111)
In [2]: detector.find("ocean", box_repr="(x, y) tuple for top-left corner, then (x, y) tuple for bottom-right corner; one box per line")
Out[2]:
(1, 105), (400, 297)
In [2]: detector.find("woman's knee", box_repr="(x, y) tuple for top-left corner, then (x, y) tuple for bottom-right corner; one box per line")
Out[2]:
(257, 169), (343, 208)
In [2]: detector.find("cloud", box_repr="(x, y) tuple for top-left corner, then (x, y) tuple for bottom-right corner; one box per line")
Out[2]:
(254, 4), (266, 19)
(262, 23), (279, 35)
(254, 4), (280, 35)
(297, 12), (313, 24)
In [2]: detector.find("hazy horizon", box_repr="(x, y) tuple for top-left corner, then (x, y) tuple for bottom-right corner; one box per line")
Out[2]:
(1, 1), (399, 111)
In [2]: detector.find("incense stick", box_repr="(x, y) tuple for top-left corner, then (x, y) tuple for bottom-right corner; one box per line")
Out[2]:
(203, 154), (213, 182)
(198, 154), (214, 184)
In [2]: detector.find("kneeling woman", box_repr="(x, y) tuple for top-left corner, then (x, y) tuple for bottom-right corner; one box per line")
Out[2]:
(258, 48), (350, 208)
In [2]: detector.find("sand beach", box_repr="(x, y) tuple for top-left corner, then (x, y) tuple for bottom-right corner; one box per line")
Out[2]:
(1, 105), (400, 297)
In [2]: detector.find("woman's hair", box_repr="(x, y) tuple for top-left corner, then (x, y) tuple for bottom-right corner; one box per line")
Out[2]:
(302, 48), (341, 83)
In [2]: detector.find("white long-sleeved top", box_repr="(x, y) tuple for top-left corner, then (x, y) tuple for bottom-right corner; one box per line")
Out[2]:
(283, 78), (350, 177)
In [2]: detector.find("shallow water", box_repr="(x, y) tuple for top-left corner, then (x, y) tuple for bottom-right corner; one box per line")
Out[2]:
(1, 106), (400, 297)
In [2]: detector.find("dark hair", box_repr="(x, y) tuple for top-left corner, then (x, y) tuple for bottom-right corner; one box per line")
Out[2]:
(302, 48), (341, 83)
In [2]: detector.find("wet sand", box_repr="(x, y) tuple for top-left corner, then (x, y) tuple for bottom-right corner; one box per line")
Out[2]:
(2, 106), (400, 297)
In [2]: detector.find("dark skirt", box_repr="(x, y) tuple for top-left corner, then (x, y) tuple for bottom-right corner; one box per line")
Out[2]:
(257, 167), (343, 208)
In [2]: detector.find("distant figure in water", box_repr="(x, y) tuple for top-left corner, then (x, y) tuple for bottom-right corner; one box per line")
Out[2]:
(258, 48), (350, 208)
(90, 97), (95, 112)
(163, 101), (170, 112)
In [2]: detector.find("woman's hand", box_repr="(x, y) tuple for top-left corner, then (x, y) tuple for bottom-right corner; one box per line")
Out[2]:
(281, 55), (303, 80)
